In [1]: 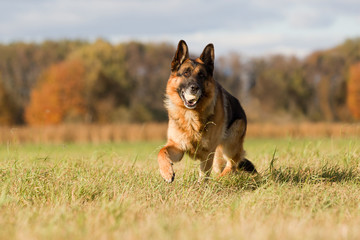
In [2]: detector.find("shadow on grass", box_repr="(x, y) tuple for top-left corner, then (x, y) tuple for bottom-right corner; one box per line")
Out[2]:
(267, 165), (360, 184)
(191, 164), (360, 192)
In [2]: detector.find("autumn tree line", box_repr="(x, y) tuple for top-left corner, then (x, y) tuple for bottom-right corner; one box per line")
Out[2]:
(0, 38), (359, 126)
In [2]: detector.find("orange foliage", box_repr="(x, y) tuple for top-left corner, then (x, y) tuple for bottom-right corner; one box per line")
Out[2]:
(347, 63), (360, 120)
(25, 59), (86, 125)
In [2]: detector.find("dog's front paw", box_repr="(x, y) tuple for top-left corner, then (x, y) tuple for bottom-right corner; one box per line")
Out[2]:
(159, 163), (175, 183)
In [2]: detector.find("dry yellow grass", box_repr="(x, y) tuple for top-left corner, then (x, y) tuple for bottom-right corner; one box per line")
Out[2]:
(0, 138), (359, 239)
(0, 122), (359, 144)
(0, 123), (167, 144)
(247, 122), (360, 138)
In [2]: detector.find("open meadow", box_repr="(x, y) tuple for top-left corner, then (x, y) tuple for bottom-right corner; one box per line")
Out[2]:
(1, 3), (360, 240)
(0, 135), (359, 240)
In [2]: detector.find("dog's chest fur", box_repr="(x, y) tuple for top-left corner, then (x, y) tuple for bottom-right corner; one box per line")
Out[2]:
(166, 93), (224, 158)
(168, 108), (204, 144)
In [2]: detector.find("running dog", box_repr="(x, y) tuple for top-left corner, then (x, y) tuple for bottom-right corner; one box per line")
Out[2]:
(158, 40), (256, 183)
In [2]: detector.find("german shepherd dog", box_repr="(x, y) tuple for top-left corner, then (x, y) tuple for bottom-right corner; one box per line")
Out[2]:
(158, 40), (257, 183)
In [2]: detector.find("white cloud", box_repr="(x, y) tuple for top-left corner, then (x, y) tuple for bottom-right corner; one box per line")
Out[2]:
(286, 7), (334, 28)
(1, 0), (360, 57)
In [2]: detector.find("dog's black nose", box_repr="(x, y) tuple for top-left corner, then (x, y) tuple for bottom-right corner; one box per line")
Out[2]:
(190, 85), (199, 94)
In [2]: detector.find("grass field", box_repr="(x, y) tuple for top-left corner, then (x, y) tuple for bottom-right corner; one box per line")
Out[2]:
(0, 137), (360, 239)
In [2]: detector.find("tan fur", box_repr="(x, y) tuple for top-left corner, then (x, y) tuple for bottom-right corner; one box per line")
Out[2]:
(158, 40), (255, 183)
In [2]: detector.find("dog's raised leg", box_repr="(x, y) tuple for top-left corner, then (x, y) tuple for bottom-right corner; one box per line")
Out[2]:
(158, 143), (184, 183)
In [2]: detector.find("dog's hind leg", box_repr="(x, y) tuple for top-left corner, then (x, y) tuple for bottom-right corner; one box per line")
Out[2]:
(218, 151), (242, 177)
(213, 146), (226, 174)
(218, 119), (257, 177)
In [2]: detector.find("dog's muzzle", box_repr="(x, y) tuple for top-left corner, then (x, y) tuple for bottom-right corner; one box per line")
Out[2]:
(180, 84), (201, 109)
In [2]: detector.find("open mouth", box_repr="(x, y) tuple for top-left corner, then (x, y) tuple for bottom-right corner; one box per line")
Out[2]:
(181, 90), (200, 109)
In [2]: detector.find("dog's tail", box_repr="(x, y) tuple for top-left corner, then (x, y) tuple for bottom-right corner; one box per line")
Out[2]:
(238, 158), (257, 174)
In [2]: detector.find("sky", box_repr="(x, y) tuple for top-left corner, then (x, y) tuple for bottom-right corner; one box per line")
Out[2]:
(1, 0), (360, 58)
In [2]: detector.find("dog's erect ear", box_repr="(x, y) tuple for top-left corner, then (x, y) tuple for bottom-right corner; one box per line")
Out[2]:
(171, 40), (189, 71)
(200, 43), (214, 75)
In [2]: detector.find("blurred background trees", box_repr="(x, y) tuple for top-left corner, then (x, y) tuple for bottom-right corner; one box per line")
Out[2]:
(0, 38), (359, 125)
(347, 62), (360, 120)
(25, 59), (86, 125)
(0, 73), (20, 125)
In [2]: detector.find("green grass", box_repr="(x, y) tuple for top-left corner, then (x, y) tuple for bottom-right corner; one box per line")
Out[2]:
(0, 138), (359, 240)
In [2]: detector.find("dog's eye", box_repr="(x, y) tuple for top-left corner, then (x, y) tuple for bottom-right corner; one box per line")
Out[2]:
(198, 72), (205, 79)
(183, 70), (191, 77)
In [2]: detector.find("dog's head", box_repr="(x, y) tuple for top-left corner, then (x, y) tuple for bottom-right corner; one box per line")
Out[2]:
(166, 40), (216, 110)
